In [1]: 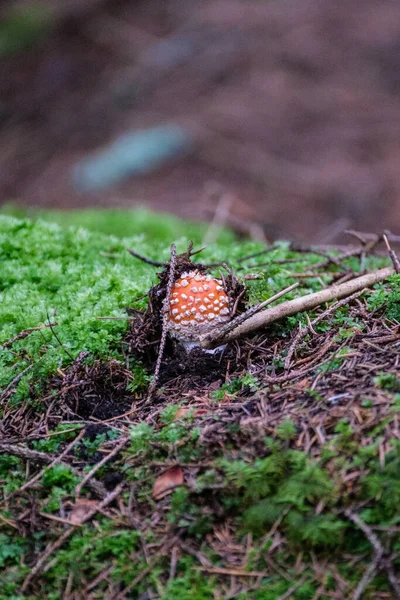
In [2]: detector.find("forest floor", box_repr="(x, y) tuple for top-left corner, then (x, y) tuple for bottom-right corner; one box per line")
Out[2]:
(1, 211), (400, 599)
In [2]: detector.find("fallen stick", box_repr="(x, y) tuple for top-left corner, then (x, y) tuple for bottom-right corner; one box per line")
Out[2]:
(200, 266), (394, 349)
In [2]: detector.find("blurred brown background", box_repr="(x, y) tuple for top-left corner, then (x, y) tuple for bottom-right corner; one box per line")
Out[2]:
(1, 0), (400, 242)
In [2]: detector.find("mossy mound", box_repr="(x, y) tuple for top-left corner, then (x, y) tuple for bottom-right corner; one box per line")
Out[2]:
(1, 212), (400, 599)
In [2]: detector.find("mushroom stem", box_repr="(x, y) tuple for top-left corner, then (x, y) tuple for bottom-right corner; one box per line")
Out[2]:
(181, 340), (227, 354)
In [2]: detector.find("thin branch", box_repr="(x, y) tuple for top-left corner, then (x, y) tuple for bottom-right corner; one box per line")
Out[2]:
(344, 510), (384, 600)
(277, 575), (310, 600)
(383, 234), (400, 274)
(200, 266), (394, 349)
(0, 364), (33, 402)
(127, 248), (166, 267)
(46, 309), (75, 362)
(1, 323), (57, 349)
(21, 483), (124, 593)
(146, 243), (177, 400)
(8, 429), (86, 497)
(345, 509), (400, 600)
(284, 289), (365, 370)
(0, 442), (106, 498)
(345, 230), (400, 244)
(75, 436), (129, 498)
(236, 247), (274, 264)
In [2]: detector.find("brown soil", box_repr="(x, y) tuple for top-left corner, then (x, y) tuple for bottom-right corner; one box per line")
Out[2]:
(2, 0), (400, 241)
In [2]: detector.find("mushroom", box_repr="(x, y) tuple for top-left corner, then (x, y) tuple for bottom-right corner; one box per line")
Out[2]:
(165, 270), (231, 351)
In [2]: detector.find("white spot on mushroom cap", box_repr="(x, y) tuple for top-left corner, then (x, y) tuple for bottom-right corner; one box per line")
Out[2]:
(181, 279), (189, 287)
(207, 312), (215, 320)
(181, 293), (188, 300)
(172, 308), (179, 316)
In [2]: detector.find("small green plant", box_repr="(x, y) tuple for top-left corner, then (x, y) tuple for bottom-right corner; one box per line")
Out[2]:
(211, 374), (260, 400)
(374, 372), (400, 392)
(367, 274), (400, 321)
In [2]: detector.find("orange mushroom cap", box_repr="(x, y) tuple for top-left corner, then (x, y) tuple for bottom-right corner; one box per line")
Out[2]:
(166, 270), (231, 342)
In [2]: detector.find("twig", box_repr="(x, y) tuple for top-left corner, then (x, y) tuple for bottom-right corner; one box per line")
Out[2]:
(9, 429), (86, 497)
(127, 246), (224, 270)
(276, 574), (309, 600)
(236, 247), (274, 264)
(146, 243), (177, 401)
(75, 436), (128, 497)
(0, 364), (33, 402)
(200, 266), (393, 349)
(284, 289), (365, 370)
(127, 248), (166, 267)
(46, 309), (75, 362)
(344, 230), (400, 245)
(0, 442), (106, 499)
(383, 234), (400, 274)
(1, 323), (57, 349)
(195, 566), (267, 577)
(344, 510), (384, 600)
(21, 483), (124, 593)
(344, 230), (379, 245)
(84, 564), (114, 595)
(345, 509), (400, 600)
(110, 536), (177, 600)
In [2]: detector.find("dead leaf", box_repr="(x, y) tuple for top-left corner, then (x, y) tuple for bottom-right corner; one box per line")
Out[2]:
(152, 466), (184, 500)
(69, 499), (99, 525)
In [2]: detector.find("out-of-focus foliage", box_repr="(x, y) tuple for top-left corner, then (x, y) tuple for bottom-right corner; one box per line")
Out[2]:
(0, 6), (51, 57)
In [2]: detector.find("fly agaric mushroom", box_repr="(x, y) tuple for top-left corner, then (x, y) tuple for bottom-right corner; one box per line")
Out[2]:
(165, 270), (231, 349)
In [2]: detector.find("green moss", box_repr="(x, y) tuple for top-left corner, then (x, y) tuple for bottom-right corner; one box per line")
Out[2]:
(0, 204), (234, 243)
(0, 214), (209, 407)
